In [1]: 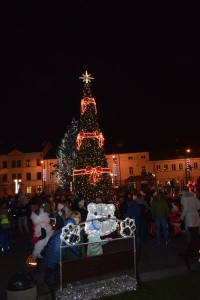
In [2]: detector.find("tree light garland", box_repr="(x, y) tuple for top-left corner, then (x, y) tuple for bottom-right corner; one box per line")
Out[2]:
(73, 166), (110, 185)
(76, 131), (104, 150)
(81, 97), (97, 114)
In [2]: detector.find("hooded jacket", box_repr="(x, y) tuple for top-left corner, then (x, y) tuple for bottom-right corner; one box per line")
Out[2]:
(151, 192), (169, 219)
(181, 190), (200, 228)
(44, 218), (86, 270)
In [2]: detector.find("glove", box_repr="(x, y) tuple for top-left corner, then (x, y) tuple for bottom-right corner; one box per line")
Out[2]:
(32, 237), (39, 244)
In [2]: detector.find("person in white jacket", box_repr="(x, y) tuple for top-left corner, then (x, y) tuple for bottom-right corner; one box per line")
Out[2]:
(30, 207), (54, 271)
(180, 186), (200, 242)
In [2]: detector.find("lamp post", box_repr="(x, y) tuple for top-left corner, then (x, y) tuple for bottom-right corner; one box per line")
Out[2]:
(112, 155), (118, 187)
(110, 172), (114, 186)
(41, 160), (46, 192)
(118, 154), (121, 186)
(185, 148), (191, 185)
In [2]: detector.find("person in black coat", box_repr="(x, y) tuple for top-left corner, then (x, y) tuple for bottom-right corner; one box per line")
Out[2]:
(71, 195), (88, 223)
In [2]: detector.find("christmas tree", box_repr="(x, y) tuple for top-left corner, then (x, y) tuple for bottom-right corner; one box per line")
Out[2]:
(73, 71), (113, 203)
(56, 117), (79, 194)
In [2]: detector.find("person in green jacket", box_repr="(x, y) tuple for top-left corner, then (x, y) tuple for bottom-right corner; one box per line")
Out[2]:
(151, 189), (170, 245)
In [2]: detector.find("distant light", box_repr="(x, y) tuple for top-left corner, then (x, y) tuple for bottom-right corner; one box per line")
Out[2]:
(14, 179), (21, 194)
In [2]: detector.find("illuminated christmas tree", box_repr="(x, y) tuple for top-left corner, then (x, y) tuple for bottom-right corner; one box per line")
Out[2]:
(73, 71), (113, 203)
(56, 117), (79, 194)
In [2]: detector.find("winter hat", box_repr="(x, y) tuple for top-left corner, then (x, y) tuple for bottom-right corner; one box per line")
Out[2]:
(95, 197), (102, 203)
(77, 199), (85, 206)
(57, 202), (64, 210)
(71, 197), (84, 210)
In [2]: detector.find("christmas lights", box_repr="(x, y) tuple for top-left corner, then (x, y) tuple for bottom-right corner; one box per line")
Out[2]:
(81, 97), (97, 114)
(73, 166), (110, 185)
(76, 131), (104, 150)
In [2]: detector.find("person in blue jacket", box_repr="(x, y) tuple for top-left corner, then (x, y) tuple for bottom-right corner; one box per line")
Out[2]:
(125, 192), (141, 247)
(43, 211), (86, 293)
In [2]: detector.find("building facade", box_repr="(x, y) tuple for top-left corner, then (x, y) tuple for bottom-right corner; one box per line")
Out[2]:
(0, 141), (57, 198)
(0, 144), (199, 198)
(106, 151), (200, 191)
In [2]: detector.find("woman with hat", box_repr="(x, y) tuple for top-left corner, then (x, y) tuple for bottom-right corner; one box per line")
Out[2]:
(71, 194), (88, 222)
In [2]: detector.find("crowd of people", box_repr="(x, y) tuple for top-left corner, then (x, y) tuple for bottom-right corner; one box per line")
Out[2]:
(0, 184), (200, 296)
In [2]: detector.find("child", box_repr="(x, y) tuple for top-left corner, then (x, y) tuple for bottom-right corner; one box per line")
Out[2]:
(87, 235), (112, 256)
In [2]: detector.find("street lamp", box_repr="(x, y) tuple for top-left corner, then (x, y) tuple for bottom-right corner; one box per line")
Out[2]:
(41, 160), (46, 192)
(118, 154), (121, 186)
(112, 155), (118, 186)
(110, 172), (114, 186)
(14, 179), (22, 194)
(185, 148), (191, 185)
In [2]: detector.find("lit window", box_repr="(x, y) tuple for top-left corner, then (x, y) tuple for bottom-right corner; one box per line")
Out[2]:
(164, 165), (168, 171)
(26, 160), (31, 167)
(156, 165), (161, 172)
(26, 186), (32, 194)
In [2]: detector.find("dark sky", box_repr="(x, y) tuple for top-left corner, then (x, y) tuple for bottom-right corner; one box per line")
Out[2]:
(1, 1), (200, 154)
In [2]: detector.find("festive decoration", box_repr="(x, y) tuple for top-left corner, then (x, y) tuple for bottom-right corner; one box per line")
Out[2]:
(60, 203), (136, 244)
(73, 166), (110, 185)
(79, 70), (94, 84)
(85, 203), (117, 236)
(55, 118), (79, 192)
(58, 203), (137, 298)
(76, 131), (104, 150)
(81, 97), (97, 114)
(120, 217), (136, 237)
(73, 71), (113, 202)
(60, 222), (81, 245)
(55, 274), (137, 299)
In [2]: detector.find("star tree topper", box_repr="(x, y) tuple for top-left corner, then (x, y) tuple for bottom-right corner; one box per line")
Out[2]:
(79, 70), (94, 83)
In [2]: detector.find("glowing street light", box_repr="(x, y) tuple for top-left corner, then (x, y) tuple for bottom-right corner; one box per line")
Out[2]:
(14, 179), (22, 194)
(185, 148), (191, 184)
(110, 172), (114, 185)
(41, 160), (46, 192)
(112, 155), (118, 186)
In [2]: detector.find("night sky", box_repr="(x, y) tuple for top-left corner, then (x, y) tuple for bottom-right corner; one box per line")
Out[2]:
(1, 1), (200, 155)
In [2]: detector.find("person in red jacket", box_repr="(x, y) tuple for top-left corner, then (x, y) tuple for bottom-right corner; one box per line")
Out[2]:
(169, 201), (182, 236)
